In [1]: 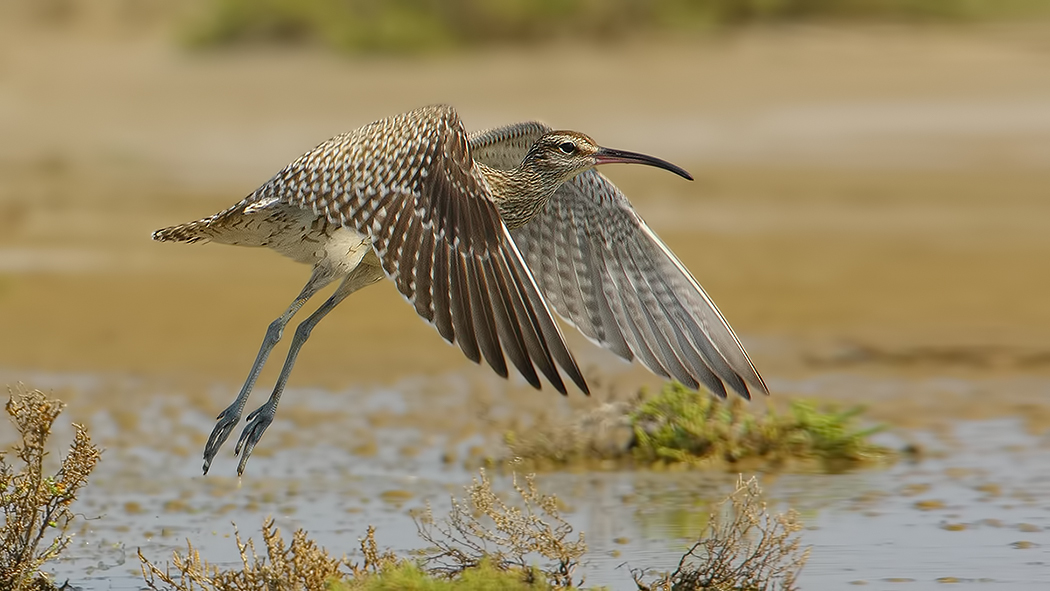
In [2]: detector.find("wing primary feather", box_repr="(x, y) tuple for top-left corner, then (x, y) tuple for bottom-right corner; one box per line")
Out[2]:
(633, 238), (752, 396)
(602, 250), (670, 379)
(618, 241), (708, 390)
(483, 258), (540, 389)
(432, 240), (454, 342)
(681, 318), (750, 398)
(448, 248), (480, 363)
(643, 281), (728, 395)
(680, 341), (729, 398)
(586, 239), (633, 359)
(465, 253), (508, 378)
(496, 248), (564, 394)
(556, 196), (631, 356)
(636, 222), (767, 395)
(637, 244), (751, 398)
(389, 201), (420, 295)
(630, 290), (699, 389)
(412, 226), (436, 322)
(549, 210), (582, 323)
(503, 232), (585, 394)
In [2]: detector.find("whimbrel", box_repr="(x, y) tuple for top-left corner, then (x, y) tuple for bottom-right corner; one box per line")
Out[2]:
(154, 105), (767, 475)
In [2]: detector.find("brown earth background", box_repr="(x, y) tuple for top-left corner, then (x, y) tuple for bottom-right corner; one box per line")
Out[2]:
(1, 1), (1049, 432)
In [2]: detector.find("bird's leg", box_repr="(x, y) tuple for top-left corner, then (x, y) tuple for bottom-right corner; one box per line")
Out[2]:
(234, 262), (383, 475)
(202, 268), (338, 474)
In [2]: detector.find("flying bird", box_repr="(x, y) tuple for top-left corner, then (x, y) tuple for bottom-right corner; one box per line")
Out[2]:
(153, 105), (767, 475)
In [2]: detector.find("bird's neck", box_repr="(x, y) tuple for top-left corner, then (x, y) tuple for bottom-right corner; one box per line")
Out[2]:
(477, 162), (563, 230)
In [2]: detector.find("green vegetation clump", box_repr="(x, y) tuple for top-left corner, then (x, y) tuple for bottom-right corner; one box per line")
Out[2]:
(0, 387), (101, 591)
(182, 0), (1050, 53)
(505, 383), (892, 471)
(334, 559), (556, 590)
(631, 383), (890, 469)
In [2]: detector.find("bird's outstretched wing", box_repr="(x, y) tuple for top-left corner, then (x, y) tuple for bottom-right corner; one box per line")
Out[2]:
(251, 105), (588, 395)
(470, 122), (766, 398)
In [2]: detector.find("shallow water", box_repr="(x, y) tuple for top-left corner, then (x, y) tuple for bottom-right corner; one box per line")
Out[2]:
(3, 368), (1042, 591)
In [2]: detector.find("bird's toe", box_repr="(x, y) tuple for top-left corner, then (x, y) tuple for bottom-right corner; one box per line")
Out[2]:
(202, 405), (243, 474)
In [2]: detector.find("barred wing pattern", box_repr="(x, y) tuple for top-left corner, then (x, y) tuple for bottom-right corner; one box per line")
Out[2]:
(470, 123), (767, 398)
(252, 105), (587, 395)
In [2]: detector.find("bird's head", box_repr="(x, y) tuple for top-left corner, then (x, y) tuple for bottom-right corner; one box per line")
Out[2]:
(522, 130), (694, 183)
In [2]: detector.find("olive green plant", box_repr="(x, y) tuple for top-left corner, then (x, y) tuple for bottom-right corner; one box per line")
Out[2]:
(505, 383), (892, 470)
(631, 383), (890, 469)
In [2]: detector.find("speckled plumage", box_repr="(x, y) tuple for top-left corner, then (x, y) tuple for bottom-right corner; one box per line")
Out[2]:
(154, 104), (764, 475)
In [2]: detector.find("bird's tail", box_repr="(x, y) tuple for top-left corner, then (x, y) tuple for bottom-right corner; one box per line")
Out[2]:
(152, 198), (255, 244)
(152, 217), (217, 243)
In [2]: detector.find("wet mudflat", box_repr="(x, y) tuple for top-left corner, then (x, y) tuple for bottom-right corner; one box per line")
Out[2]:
(5, 370), (1048, 590)
(3, 13), (1050, 591)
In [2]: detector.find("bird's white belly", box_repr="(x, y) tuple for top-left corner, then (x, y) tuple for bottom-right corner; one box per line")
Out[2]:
(317, 225), (373, 276)
(256, 206), (372, 277)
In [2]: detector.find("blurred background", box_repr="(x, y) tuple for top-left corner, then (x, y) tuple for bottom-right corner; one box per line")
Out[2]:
(2, 0), (1048, 407)
(2, 1), (1050, 588)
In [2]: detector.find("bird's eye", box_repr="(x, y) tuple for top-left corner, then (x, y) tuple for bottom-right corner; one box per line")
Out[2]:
(558, 141), (576, 154)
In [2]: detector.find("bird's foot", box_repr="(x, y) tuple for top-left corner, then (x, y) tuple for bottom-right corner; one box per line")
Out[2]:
(202, 403), (243, 474)
(234, 403), (275, 476)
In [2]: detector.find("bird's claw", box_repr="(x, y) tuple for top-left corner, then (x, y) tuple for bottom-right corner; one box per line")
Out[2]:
(202, 404), (243, 474)
(234, 405), (274, 476)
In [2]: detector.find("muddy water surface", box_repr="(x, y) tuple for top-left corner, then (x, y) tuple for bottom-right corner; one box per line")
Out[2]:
(6, 371), (1049, 590)
(2, 16), (1050, 590)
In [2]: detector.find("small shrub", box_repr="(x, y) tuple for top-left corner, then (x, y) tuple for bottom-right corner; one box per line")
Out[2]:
(0, 386), (101, 591)
(139, 467), (811, 590)
(634, 475), (809, 591)
(138, 469), (589, 590)
(414, 469), (586, 589)
(139, 518), (352, 590)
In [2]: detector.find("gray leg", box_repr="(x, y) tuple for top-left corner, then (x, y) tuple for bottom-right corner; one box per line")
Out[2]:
(234, 263), (382, 475)
(202, 268), (339, 474)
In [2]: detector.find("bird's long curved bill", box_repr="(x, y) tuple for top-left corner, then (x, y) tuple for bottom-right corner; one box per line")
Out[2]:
(595, 147), (693, 181)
